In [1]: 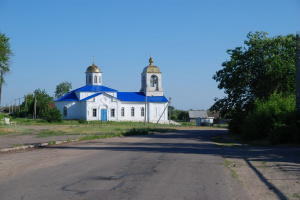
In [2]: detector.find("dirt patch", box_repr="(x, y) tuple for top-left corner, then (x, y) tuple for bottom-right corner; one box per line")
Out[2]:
(214, 137), (300, 200)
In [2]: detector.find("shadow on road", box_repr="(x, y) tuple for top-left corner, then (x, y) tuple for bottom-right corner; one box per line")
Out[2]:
(45, 129), (300, 200)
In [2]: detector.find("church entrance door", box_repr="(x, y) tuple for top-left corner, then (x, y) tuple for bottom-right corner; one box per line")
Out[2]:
(101, 109), (107, 121)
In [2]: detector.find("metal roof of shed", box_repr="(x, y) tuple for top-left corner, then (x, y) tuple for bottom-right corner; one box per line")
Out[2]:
(188, 110), (208, 118)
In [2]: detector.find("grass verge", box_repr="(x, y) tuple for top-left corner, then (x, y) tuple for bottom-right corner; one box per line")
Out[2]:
(223, 159), (243, 185)
(78, 127), (161, 141)
(212, 135), (237, 147)
(293, 193), (300, 198)
(37, 130), (79, 138)
(13, 144), (24, 147)
(0, 125), (33, 135)
(48, 141), (56, 145)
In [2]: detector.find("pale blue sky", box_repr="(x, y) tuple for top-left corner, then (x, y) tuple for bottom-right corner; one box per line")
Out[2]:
(0, 0), (299, 110)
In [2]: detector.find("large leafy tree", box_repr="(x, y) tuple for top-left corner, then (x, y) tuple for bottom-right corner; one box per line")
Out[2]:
(0, 32), (13, 105)
(55, 81), (72, 99)
(211, 31), (296, 120)
(28, 89), (54, 119)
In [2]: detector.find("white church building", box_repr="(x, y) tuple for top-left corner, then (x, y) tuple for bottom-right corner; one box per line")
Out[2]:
(55, 56), (169, 123)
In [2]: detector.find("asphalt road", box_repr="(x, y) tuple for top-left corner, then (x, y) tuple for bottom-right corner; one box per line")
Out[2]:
(0, 129), (249, 200)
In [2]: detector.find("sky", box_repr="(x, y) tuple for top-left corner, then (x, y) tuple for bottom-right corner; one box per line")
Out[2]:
(0, 0), (299, 110)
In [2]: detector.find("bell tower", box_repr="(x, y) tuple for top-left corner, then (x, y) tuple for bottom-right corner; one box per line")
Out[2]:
(140, 55), (163, 96)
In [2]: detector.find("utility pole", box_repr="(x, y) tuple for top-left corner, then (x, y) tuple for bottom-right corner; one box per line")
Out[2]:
(14, 99), (16, 113)
(144, 85), (147, 125)
(33, 93), (37, 120)
(24, 95), (27, 117)
(169, 97), (171, 124)
(296, 32), (300, 110)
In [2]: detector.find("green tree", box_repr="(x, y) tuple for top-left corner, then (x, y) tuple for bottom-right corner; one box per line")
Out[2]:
(0, 32), (13, 105)
(28, 89), (54, 119)
(55, 81), (72, 99)
(210, 31), (296, 133)
(14, 93), (34, 117)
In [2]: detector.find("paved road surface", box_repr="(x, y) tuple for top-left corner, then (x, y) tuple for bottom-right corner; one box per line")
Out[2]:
(0, 129), (248, 200)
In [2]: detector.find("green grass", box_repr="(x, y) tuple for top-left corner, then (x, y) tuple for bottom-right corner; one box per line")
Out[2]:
(180, 121), (196, 126)
(13, 144), (24, 147)
(37, 130), (75, 138)
(34, 123), (176, 139)
(0, 125), (33, 135)
(261, 161), (267, 165)
(10, 117), (179, 127)
(212, 135), (236, 147)
(48, 141), (56, 145)
(21, 132), (32, 135)
(256, 161), (270, 168)
(78, 128), (150, 141)
(79, 133), (122, 141)
(214, 123), (229, 128)
(293, 193), (300, 198)
(223, 159), (243, 185)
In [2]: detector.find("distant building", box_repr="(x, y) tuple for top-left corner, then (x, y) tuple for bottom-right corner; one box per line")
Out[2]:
(55, 56), (169, 123)
(187, 110), (208, 122)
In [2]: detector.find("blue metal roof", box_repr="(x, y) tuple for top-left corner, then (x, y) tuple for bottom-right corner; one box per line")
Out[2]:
(74, 85), (117, 92)
(117, 92), (168, 102)
(80, 93), (103, 101)
(55, 87), (168, 103)
(55, 92), (78, 102)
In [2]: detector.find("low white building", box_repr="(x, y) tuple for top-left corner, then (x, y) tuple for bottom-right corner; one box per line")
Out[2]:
(55, 56), (169, 123)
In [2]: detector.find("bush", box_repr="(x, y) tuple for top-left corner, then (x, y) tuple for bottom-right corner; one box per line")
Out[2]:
(44, 107), (62, 122)
(241, 93), (298, 144)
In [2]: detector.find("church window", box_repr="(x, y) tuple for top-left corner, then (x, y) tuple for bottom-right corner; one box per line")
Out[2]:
(93, 109), (97, 117)
(131, 107), (134, 117)
(89, 76), (92, 83)
(94, 76), (97, 83)
(150, 75), (158, 87)
(111, 108), (115, 117)
(63, 106), (67, 117)
(99, 76), (101, 83)
(121, 107), (124, 116)
(141, 107), (144, 117)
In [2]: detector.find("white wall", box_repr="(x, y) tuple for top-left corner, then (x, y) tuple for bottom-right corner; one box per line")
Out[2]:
(55, 101), (86, 120)
(120, 101), (168, 123)
(86, 72), (102, 86)
(86, 94), (120, 121)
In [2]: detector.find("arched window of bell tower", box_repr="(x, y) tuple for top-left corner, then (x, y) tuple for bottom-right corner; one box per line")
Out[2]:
(94, 76), (97, 83)
(89, 76), (92, 83)
(150, 75), (158, 89)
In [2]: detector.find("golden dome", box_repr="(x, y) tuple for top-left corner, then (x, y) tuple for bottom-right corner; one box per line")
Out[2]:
(86, 62), (101, 73)
(142, 56), (161, 73)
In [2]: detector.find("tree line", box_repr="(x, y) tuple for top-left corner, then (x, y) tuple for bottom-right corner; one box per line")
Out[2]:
(10, 82), (72, 122)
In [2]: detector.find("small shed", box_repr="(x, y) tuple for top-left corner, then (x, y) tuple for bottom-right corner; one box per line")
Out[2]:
(196, 117), (214, 126)
(188, 110), (208, 122)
